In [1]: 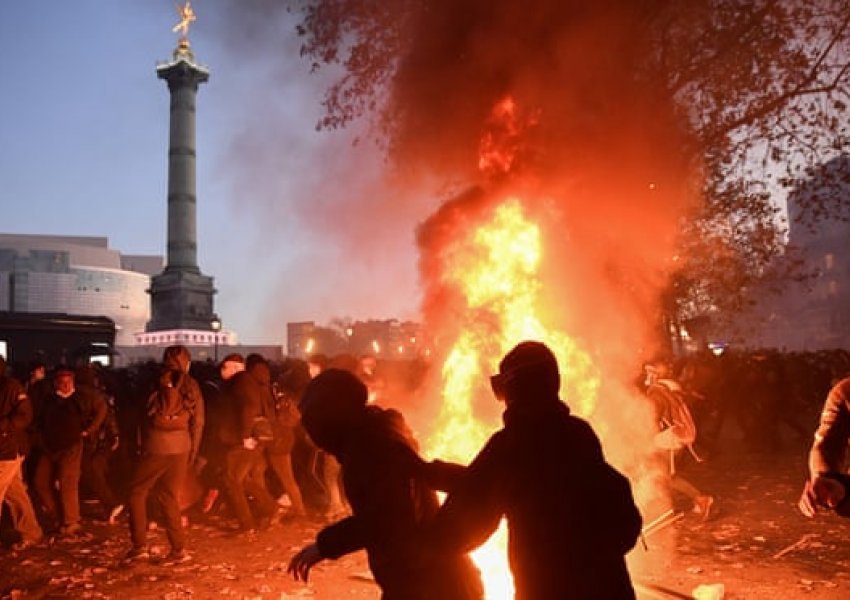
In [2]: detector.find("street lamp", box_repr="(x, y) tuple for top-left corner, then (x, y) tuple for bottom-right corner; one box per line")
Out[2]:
(210, 314), (222, 362)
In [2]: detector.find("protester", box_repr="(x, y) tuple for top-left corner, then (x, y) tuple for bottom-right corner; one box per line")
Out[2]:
(424, 341), (642, 599)
(76, 366), (124, 524)
(645, 358), (714, 520)
(266, 368), (307, 518)
(0, 356), (43, 548)
(799, 376), (850, 518)
(125, 345), (204, 562)
(287, 369), (484, 599)
(196, 353), (244, 514)
(221, 354), (279, 532)
(33, 365), (106, 535)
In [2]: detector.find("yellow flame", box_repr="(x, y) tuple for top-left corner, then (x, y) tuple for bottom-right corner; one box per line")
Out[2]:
(426, 198), (600, 599)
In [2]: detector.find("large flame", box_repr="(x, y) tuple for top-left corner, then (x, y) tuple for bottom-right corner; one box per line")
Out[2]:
(424, 198), (601, 599)
(418, 94), (666, 598)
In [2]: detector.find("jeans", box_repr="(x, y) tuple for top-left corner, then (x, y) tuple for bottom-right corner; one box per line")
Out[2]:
(33, 443), (83, 528)
(128, 452), (188, 551)
(266, 451), (306, 515)
(0, 455), (43, 543)
(81, 448), (120, 514)
(223, 446), (276, 529)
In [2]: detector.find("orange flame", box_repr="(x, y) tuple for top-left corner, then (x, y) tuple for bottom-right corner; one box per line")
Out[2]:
(425, 198), (601, 599)
(477, 96), (540, 177)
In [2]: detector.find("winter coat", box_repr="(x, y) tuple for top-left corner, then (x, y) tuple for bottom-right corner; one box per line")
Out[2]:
(809, 377), (850, 476)
(229, 371), (273, 443)
(0, 376), (32, 460)
(41, 387), (107, 454)
(144, 371), (204, 461)
(428, 396), (641, 600)
(315, 406), (483, 600)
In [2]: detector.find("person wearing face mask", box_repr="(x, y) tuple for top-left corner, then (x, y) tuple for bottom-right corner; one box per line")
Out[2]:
(33, 365), (106, 536)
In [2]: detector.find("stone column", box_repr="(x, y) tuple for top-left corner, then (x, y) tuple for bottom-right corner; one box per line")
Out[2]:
(157, 45), (208, 272)
(146, 43), (216, 333)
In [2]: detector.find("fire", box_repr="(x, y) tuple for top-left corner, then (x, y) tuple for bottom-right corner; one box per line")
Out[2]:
(425, 198), (600, 599)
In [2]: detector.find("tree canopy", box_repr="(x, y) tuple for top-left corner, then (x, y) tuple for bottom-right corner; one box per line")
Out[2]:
(291, 0), (850, 337)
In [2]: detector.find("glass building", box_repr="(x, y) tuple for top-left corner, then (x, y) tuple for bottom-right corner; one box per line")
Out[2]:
(0, 234), (161, 346)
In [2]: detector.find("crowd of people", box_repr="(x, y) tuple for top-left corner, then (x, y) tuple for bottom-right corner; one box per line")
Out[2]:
(0, 348), (381, 558)
(1, 343), (850, 598)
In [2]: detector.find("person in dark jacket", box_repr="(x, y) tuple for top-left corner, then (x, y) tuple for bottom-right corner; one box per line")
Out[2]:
(799, 376), (850, 517)
(125, 345), (204, 562)
(33, 365), (107, 535)
(221, 354), (279, 532)
(0, 356), (43, 547)
(287, 369), (483, 600)
(425, 341), (642, 600)
(266, 369), (307, 518)
(76, 366), (123, 524)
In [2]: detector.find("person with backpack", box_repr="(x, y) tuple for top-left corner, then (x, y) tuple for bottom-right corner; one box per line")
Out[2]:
(33, 365), (107, 536)
(125, 345), (204, 562)
(645, 358), (714, 520)
(421, 341), (642, 600)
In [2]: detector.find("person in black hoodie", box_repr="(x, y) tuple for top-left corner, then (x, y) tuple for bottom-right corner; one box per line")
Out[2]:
(287, 369), (483, 600)
(425, 341), (642, 600)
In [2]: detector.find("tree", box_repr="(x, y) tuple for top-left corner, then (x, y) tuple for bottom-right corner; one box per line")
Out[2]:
(290, 0), (850, 345)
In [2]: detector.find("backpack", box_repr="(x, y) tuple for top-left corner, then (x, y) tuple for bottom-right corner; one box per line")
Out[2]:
(148, 371), (194, 431)
(649, 379), (702, 471)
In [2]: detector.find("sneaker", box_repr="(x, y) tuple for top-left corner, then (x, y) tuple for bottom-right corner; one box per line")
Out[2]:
(256, 515), (273, 530)
(61, 523), (83, 537)
(165, 548), (191, 563)
(125, 546), (150, 562)
(12, 536), (43, 552)
(108, 504), (125, 525)
(693, 495), (715, 521)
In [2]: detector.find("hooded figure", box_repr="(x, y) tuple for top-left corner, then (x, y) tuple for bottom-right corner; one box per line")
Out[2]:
(427, 341), (642, 600)
(288, 369), (483, 600)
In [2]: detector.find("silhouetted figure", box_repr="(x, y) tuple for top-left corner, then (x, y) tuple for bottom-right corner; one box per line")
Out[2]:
(426, 341), (641, 600)
(287, 369), (483, 600)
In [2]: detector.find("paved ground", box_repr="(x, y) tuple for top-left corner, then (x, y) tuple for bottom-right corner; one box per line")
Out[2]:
(2, 441), (849, 599)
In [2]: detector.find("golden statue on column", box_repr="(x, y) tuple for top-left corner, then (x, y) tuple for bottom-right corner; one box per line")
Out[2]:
(172, 1), (197, 46)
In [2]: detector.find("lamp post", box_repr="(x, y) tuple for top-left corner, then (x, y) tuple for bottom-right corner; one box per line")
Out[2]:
(210, 315), (222, 362)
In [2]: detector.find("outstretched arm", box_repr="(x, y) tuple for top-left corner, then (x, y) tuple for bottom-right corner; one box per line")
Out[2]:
(427, 435), (505, 554)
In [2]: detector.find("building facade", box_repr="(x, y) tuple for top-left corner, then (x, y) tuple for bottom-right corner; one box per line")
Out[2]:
(0, 233), (160, 346)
